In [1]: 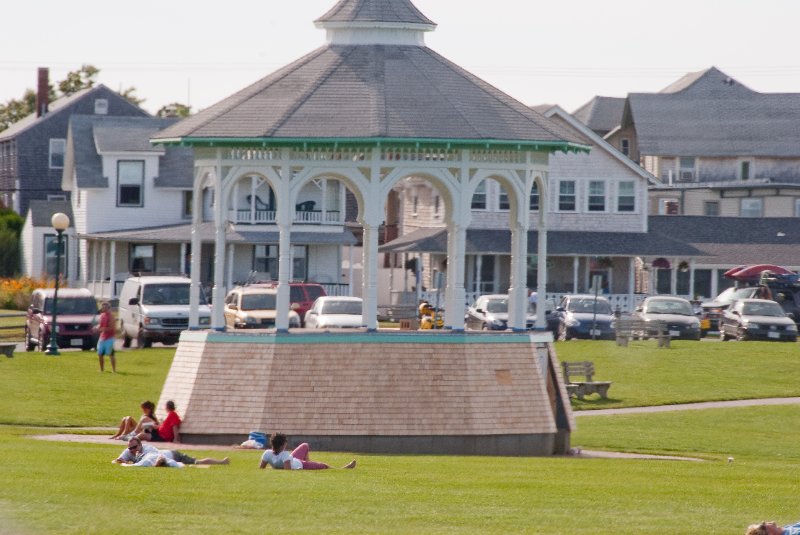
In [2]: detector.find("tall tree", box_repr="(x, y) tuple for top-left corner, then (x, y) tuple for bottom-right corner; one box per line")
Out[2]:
(57, 64), (99, 96)
(156, 102), (192, 118)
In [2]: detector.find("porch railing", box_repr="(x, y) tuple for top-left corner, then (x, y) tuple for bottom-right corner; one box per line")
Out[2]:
(229, 209), (342, 225)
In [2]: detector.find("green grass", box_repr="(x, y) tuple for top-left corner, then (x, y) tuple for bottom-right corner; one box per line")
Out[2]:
(555, 339), (800, 409)
(1, 344), (799, 533)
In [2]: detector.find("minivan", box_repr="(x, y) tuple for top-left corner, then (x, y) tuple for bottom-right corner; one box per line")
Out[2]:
(25, 288), (98, 351)
(117, 275), (211, 348)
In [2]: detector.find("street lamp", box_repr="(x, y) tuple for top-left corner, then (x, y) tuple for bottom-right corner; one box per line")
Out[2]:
(46, 212), (70, 356)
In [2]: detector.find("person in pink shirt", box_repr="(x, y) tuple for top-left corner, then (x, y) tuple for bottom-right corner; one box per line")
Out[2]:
(140, 400), (182, 443)
(94, 302), (116, 372)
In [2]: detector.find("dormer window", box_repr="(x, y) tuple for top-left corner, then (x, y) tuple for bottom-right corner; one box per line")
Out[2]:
(49, 139), (65, 168)
(94, 99), (109, 115)
(678, 157), (696, 182)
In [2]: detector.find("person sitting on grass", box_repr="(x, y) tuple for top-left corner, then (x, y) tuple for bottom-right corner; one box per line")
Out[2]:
(259, 432), (355, 470)
(113, 436), (229, 467)
(139, 400), (182, 443)
(746, 520), (800, 535)
(110, 400), (158, 440)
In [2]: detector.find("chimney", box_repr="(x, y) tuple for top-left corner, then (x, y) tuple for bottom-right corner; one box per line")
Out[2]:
(36, 67), (49, 118)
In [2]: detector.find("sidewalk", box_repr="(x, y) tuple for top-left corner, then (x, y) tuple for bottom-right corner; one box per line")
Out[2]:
(575, 397), (800, 417)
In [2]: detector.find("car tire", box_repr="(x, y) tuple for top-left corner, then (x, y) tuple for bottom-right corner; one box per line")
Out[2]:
(481, 323), (489, 331)
(719, 327), (728, 341)
(25, 327), (36, 352)
(736, 327), (748, 342)
(137, 329), (152, 349)
(121, 325), (132, 348)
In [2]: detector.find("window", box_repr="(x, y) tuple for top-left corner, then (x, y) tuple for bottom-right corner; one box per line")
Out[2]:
(292, 245), (307, 281)
(659, 198), (680, 215)
(704, 201), (719, 216)
(529, 182), (539, 211)
(739, 160), (752, 180)
(254, 245), (278, 278)
(471, 181), (486, 210)
(795, 198), (800, 217)
(741, 198), (763, 217)
(620, 138), (630, 157)
(617, 181), (635, 212)
(94, 99), (108, 115)
(678, 157), (696, 181)
(587, 181), (605, 212)
(47, 194), (67, 201)
(558, 181), (576, 211)
(182, 191), (193, 219)
(118, 160), (144, 207)
(43, 234), (68, 278)
(498, 185), (510, 211)
(49, 138), (65, 169)
(130, 244), (154, 273)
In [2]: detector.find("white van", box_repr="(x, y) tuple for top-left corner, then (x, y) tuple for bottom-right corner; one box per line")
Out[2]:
(117, 275), (211, 348)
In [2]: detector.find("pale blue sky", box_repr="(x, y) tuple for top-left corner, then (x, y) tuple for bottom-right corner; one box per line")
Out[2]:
(2, 0), (800, 115)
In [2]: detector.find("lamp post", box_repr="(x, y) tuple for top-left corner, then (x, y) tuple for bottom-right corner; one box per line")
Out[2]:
(46, 212), (70, 356)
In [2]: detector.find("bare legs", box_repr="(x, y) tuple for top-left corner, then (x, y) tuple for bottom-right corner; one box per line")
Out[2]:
(110, 415), (156, 440)
(196, 457), (230, 465)
(291, 443), (355, 470)
(98, 353), (116, 373)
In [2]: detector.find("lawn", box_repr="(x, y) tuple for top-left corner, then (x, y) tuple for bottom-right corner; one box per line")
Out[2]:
(0, 308), (24, 342)
(0, 342), (798, 534)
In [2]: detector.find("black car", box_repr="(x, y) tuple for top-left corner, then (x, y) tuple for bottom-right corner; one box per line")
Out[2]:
(632, 296), (701, 341)
(719, 298), (798, 342)
(552, 294), (615, 340)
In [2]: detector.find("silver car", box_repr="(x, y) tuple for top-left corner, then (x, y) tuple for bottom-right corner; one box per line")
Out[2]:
(304, 296), (364, 329)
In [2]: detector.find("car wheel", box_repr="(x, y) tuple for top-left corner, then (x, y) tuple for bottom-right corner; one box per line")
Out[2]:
(38, 334), (49, 352)
(121, 324), (132, 348)
(719, 327), (728, 341)
(736, 327), (748, 342)
(25, 327), (36, 352)
(137, 329), (152, 349)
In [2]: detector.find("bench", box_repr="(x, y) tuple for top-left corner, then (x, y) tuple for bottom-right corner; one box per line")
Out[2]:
(615, 317), (670, 348)
(561, 361), (612, 400)
(0, 342), (15, 358)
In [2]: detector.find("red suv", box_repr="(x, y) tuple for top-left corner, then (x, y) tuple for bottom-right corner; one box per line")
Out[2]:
(288, 283), (327, 325)
(25, 288), (99, 351)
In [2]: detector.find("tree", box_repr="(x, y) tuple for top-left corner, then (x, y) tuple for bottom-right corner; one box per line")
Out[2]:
(156, 102), (192, 118)
(120, 86), (145, 107)
(0, 207), (24, 277)
(57, 64), (99, 96)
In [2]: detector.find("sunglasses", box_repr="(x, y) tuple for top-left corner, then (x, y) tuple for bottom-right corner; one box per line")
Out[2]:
(128, 443), (140, 450)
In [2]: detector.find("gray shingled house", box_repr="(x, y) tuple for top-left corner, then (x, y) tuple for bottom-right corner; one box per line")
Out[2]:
(0, 69), (149, 216)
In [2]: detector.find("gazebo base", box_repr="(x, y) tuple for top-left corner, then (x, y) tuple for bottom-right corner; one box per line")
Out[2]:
(159, 330), (574, 456)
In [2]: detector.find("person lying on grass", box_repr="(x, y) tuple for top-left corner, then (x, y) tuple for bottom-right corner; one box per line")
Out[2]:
(259, 432), (355, 470)
(113, 436), (229, 467)
(122, 452), (184, 468)
(746, 520), (800, 535)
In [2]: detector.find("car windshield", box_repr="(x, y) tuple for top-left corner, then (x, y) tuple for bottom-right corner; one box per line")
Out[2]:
(646, 300), (693, 316)
(567, 298), (612, 314)
(305, 286), (325, 301)
(241, 293), (277, 311)
(320, 300), (361, 315)
(141, 284), (197, 306)
(485, 299), (508, 313)
(742, 302), (784, 317)
(43, 297), (97, 315)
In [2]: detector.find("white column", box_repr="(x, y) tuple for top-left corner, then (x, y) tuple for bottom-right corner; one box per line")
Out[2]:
(348, 244), (354, 297)
(226, 243), (234, 288)
(250, 176), (257, 223)
(321, 178), (328, 223)
(509, 220), (529, 331)
(572, 256), (579, 293)
(275, 150), (293, 331)
(180, 243), (187, 276)
(444, 221), (467, 330)
(211, 152), (227, 330)
(189, 170), (205, 328)
(535, 228), (548, 330)
(109, 241), (117, 298)
(91, 241), (98, 288)
(688, 259), (696, 299)
(670, 257), (678, 295)
(99, 241), (107, 298)
(628, 257), (636, 312)
(362, 219), (380, 330)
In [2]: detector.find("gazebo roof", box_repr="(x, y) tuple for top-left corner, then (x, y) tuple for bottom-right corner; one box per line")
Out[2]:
(153, 0), (586, 153)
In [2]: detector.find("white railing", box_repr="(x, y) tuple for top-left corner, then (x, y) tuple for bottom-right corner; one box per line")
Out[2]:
(320, 283), (350, 297)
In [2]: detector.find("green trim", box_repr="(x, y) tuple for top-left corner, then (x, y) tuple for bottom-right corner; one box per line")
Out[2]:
(179, 330), (552, 345)
(151, 136), (590, 154)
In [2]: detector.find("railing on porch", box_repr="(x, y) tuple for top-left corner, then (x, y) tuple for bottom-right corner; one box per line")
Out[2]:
(319, 283), (350, 297)
(229, 209), (342, 225)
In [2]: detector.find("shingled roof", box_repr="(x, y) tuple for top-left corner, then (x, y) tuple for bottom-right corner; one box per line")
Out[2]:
(624, 67), (800, 157)
(153, 0), (585, 152)
(571, 96), (625, 136)
(316, 0), (435, 26)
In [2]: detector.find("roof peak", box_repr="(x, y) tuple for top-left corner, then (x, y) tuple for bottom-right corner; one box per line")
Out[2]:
(315, 0), (435, 45)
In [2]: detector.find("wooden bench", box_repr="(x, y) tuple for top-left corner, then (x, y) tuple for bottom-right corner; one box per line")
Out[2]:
(0, 342), (16, 358)
(615, 317), (670, 348)
(561, 361), (612, 400)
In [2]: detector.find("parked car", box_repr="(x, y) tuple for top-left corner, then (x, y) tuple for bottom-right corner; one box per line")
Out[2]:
(719, 298), (798, 342)
(700, 286), (762, 336)
(552, 294), (616, 340)
(223, 286), (301, 329)
(464, 294), (540, 331)
(632, 296), (701, 340)
(304, 296), (363, 328)
(25, 288), (99, 352)
(118, 275), (212, 348)
(289, 283), (327, 325)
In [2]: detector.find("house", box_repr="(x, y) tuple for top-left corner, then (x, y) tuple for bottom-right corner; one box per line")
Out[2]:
(59, 115), (356, 299)
(380, 105), (699, 312)
(0, 68), (149, 216)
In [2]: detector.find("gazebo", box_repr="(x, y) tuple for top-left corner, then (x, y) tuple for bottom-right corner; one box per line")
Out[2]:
(152, 0), (588, 455)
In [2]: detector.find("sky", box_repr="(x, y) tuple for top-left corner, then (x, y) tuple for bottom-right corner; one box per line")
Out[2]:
(2, 0), (800, 116)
